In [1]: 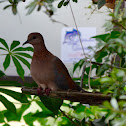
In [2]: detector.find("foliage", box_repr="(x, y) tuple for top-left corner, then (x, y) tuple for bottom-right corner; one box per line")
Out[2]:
(0, 38), (33, 79)
(0, 0), (126, 126)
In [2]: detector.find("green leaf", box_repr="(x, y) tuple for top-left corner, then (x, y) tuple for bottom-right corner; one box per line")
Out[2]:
(58, 0), (64, 8)
(0, 70), (5, 78)
(4, 104), (30, 122)
(0, 95), (16, 114)
(26, 0), (37, 15)
(39, 96), (63, 115)
(63, 1), (69, 6)
(36, 100), (54, 115)
(92, 33), (110, 42)
(72, 0), (78, 3)
(3, 54), (11, 70)
(98, 0), (106, 9)
(0, 80), (21, 87)
(10, 41), (20, 51)
(15, 52), (32, 59)
(12, 56), (24, 79)
(15, 55), (30, 69)
(0, 88), (29, 103)
(73, 59), (84, 73)
(32, 111), (54, 118)
(97, 64), (110, 76)
(23, 112), (36, 126)
(12, 47), (33, 52)
(0, 47), (7, 51)
(0, 111), (5, 123)
(0, 38), (9, 50)
(114, 0), (123, 17)
(3, 5), (12, 10)
(95, 48), (108, 62)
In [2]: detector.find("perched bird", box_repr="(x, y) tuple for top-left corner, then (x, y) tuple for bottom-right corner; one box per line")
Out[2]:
(23, 32), (83, 95)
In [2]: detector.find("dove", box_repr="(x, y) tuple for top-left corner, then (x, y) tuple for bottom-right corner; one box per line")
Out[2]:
(23, 32), (83, 95)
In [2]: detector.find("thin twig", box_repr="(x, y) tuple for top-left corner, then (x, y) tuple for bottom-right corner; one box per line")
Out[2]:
(50, 17), (69, 27)
(88, 59), (92, 90)
(59, 108), (79, 126)
(69, 2), (88, 88)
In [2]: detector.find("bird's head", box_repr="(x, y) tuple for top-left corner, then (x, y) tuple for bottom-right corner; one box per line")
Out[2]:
(23, 32), (44, 46)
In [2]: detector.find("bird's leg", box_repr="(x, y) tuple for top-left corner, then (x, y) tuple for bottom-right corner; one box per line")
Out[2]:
(37, 87), (43, 96)
(44, 88), (52, 96)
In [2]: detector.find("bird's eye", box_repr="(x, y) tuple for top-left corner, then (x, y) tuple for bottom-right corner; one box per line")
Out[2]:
(33, 36), (36, 39)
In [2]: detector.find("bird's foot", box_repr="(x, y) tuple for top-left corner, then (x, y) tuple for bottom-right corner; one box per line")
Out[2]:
(45, 88), (51, 96)
(37, 87), (43, 96)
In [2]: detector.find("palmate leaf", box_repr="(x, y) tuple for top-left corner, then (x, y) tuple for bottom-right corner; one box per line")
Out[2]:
(0, 94), (16, 114)
(12, 47), (33, 52)
(10, 40), (20, 51)
(0, 38), (9, 50)
(12, 56), (24, 80)
(3, 54), (11, 70)
(0, 88), (29, 103)
(15, 55), (30, 69)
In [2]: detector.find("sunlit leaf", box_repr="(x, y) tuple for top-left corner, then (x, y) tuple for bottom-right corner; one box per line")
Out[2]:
(0, 95), (16, 114)
(23, 112), (36, 126)
(4, 104), (30, 122)
(0, 88), (29, 103)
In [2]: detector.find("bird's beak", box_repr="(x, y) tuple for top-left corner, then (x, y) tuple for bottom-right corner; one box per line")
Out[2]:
(22, 40), (29, 46)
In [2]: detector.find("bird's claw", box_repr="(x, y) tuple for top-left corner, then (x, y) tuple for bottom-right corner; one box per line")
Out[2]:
(45, 88), (51, 96)
(37, 87), (43, 96)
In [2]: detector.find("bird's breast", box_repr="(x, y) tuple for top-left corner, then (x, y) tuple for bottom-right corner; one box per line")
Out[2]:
(30, 58), (54, 84)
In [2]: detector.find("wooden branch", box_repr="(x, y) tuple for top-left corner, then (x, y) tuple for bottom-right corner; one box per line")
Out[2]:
(22, 86), (111, 105)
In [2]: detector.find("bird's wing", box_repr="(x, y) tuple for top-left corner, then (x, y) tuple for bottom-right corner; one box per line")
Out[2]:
(52, 56), (77, 90)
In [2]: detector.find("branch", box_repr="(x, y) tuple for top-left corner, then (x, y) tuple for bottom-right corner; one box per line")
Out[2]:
(22, 86), (111, 105)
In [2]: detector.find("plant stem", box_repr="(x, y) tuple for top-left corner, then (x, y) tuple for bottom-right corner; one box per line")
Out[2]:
(59, 108), (79, 126)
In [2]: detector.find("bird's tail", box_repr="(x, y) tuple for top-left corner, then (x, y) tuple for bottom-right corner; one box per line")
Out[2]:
(75, 82), (84, 91)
